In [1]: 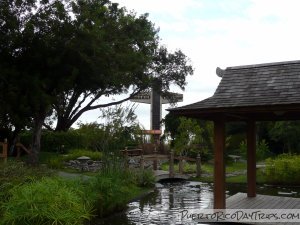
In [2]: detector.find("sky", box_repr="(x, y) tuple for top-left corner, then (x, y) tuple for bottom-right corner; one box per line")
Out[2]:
(80, 0), (300, 129)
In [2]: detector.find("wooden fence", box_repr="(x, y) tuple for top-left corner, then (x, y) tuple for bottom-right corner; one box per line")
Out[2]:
(0, 139), (8, 162)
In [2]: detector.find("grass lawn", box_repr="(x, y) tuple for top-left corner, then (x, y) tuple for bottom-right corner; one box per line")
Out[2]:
(19, 150), (102, 174)
(161, 161), (246, 175)
(193, 170), (266, 184)
(161, 160), (269, 184)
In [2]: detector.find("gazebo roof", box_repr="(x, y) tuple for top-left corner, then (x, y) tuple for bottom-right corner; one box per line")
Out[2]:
(169, 60), (300, 121)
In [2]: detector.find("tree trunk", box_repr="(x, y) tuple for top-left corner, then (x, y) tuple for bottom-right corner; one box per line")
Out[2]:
(28, 114), (45, 165)
(55, 119), (70, 132)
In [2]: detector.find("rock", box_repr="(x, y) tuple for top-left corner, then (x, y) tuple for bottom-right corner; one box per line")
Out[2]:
(77, 156), (91, 160)
(87, 160), (93, 165)
(278, 191), (293, 196)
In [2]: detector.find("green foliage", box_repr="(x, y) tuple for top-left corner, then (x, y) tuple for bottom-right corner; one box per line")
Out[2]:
(47, 157), (64, 169)
(0, 177), (94, 225)
(265, 154), (300, 184)
(225, 169), (267, 184)
(238, 139), (272, 161)
(256, 139), (272, 161)
(238, 140), (247, 158)
(0, 160), (153, 223)
(98, 158), (155, 188)
(225, 122), (246, 153)
(133, 169), (156, 187)
(173, 117), (203, 153)
(162, 113), (181, 143)
(20, 130), (85, 152)
(269, 121), (300, 154)
(65, 149), (102, 161)
(86, 160), (154, 216)
(46, 149), (102, 169)
(171, 117), (213, 161)
(1, 0), (193, 164)
(86, 104), (142, 152)
(161, 162), (201, 174)
(161, 161), (246, 175)
(0, 162), (54, 202)
(20, 104), (143, 153)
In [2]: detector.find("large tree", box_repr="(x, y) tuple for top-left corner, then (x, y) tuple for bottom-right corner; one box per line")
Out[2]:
(0, 0), (193, 164)
(42, 1), (192, 132)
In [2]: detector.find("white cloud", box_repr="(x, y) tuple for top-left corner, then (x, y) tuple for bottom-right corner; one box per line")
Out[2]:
(248, 0), (300, 22)
(80, 0), (300, 129)
(114, 0), (203, 19)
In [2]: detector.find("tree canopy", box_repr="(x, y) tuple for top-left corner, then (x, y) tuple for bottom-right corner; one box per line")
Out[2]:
(0, 0), (193, 164)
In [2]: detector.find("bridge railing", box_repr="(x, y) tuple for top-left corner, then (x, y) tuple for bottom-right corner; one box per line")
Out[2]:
(120, 147), (143, 157)
(0, 139), (8, 162)
(15, 143), (31, 159)
(120, 147), (202, 178)
(0, 140), (31, 162)
(169, 150), (201, 178)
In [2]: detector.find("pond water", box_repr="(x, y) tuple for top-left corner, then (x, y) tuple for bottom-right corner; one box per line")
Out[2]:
(94, 181), (300, 225)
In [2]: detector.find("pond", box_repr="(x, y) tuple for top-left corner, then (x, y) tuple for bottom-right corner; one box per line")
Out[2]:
(94, 181), (300, 225)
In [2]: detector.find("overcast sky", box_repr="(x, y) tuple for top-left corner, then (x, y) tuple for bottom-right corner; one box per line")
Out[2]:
(80, 0), (300, 129)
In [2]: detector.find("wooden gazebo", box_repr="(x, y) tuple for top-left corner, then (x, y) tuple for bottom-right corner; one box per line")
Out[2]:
(168, 60), (300, 209)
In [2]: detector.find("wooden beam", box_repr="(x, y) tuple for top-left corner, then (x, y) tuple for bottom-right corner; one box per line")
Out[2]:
(213, 119), (226, 209)
(247, 120), (256, 197)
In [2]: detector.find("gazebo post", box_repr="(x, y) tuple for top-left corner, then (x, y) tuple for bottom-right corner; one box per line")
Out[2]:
(247, 120), (256, 197)
(213, 119), (226, 209)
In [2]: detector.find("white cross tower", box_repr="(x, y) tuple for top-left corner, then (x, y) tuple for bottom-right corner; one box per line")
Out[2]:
(131, 88), (183, 137)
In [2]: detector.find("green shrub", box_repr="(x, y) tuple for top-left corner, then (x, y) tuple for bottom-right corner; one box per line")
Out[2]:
(160, 162), (196, 173)
(64, 149), (102, 161)
(132, 169), (155, 187)
(0, 177), (94, 225)
(256, 139), (272, 161)
(19, 116), (143, 153)
(265, 154), (300, 184)
(0, 162), (54, 202)
(88, 167), (154, 217)
(238, 139), (272, 161)
(238, 140), (247, 159)
(20, 130), (86, 152)
(47, 157), (64, 169)
(0, 160), (153, 222)
(47, 149), (102, 169)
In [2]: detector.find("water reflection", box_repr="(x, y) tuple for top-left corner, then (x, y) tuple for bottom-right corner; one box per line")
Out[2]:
(94, 181), (300, 225)
(95, 181), (214, 225)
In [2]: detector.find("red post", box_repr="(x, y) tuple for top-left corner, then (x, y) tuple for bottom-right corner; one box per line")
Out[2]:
(178, 153), (183, 174)
(140, 155), (144, 170)
(196, 153), (201, 178)
(124, 147), (128, 169)
(2, 139), (8, 163)
(213, 119), (226, 209)
(247, 120), (256, 197)
(153, 146), (158, 170)
(169, 150), (174, 178)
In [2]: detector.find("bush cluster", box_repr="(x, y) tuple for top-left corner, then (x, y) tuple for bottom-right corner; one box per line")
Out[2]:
(265, 154), (300, 184)
(90, 167), (155, 217)
(0, 160), (155, 224)
(238, 139), (272, 161)
(47, 149), (102, 169)
(0, 178), (93, 225)
(19, 125), (141, 154)
(20, 130), (85, 152)
(0, 162), (54, 202)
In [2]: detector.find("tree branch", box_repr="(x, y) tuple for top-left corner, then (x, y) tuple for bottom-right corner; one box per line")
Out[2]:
(64, 90), (83, 119)
(68, 88), (142, 127)
(43, 123), (54, 131)
(68, 91), (93, 120)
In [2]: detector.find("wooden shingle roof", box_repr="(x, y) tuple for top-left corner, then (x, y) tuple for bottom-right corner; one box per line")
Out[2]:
(169, 60), (300, 121)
